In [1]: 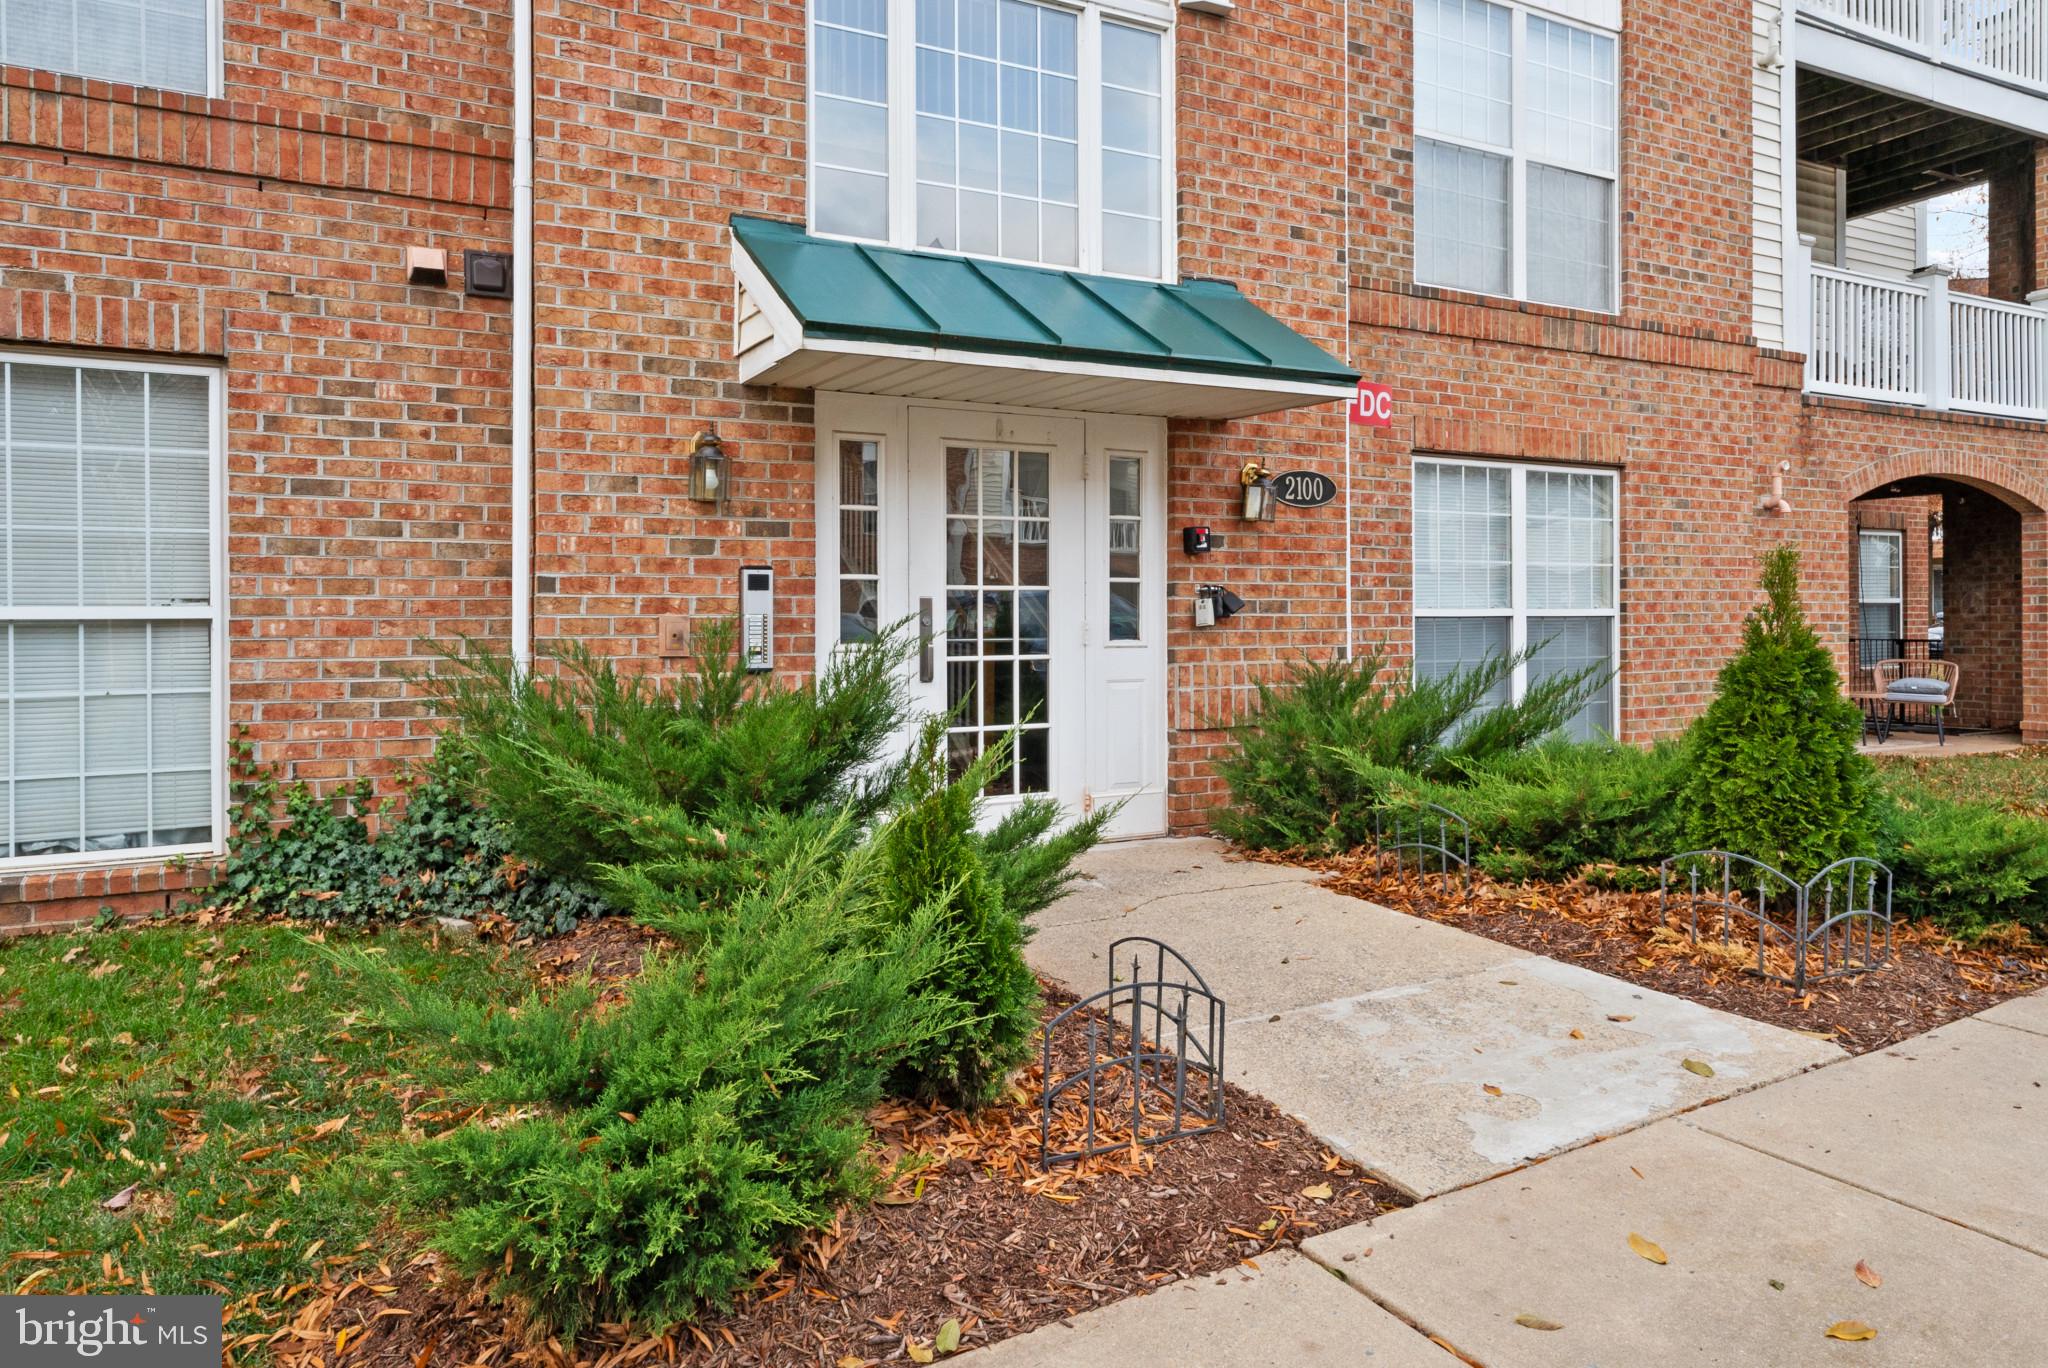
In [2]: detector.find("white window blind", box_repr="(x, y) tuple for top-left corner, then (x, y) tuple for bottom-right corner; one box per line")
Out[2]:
(1415, 458), (1618, 740)
(1857, 529), (1903, 663)
(1414, 0), (1617, 312)
(0, 358), (218, 864)
(0, 0), (213, 95)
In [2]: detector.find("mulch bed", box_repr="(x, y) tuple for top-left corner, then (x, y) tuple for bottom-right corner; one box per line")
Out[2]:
(270, 976), (1405, 1368)
(1307, 854), (2048, 1055)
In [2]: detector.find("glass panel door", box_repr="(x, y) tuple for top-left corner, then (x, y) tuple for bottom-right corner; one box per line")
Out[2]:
(942, 445), (1052, 795)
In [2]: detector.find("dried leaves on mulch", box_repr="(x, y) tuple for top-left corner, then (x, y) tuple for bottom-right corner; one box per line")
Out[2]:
(273, 987), (1403, 1368)
(1316, 855), (2048, 1054)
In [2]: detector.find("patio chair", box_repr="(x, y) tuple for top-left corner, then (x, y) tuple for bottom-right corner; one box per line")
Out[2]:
(1870, 658), (1961, 745)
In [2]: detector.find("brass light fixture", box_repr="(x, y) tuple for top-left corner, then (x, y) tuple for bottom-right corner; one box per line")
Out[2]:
(1240, 459), (1277, 522)
(688, 431), (728, 507)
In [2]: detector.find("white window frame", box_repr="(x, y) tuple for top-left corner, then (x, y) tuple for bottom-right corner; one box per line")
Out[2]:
(0, 0), (224, 99)
(1411, 455), (1621, 733)
(0, 349), (226, 874)
(1412, 0), (1621, 314)
(806, 0), (1179, 281)
(1857, 527), (1904, 641)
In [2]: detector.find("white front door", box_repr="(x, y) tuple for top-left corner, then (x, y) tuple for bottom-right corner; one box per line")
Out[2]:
(895, 404), (1166, 837)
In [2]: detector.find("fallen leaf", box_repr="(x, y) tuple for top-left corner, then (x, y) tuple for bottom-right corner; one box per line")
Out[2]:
(1607, 1014), (1634, 1023)
(1627, 1233), (1668, 1265)
(837, 1358), (867, 1368)
(1825, 1321), (1877, 1342)
(1568, 1028), (1585, 1040)
(1681, 1059), (1715, 1078)
(1855, 1260), (1882, 1289)
(1301, 1183), (1333, 1201)
(99, 1185), (136, 1212)
(935, 1318), (961, 1354)
(906, 1340), (935, 1364)
(1482, 1084), (1504, 1097)
(304, 1116), (349, 1142)
(1513, 1314), (1564, 1331)
(1769, 1279), (1786, 1292)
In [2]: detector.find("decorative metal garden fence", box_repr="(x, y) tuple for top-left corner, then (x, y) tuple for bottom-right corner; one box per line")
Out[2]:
(1659, 850), (1895, 993)
(1373, 798), (1471, 893)
(1039, 937), (1226, 1169)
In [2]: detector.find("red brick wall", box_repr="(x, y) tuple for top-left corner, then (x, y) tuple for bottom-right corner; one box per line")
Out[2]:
(11, 0), (2048, 929)
(1942, 490), (2024, 728)
(1343, 0), (1765, 741)
(1165, 3), (1350, 826)
(0, 17), (515, 925)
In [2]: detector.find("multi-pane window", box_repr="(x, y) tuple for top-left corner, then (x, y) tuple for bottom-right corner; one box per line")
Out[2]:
(1414, 0), (1617, 311)
(0, 356), (218, 866)
(1857, 529), (1903, 669)
(837, 439), (881, 643)
(1106, 454), (1141, 641)
(1414, 458), (1617, 739)
(944, 447), (1051, 794)
(812, 0), (1171, 279)
(0, 0), (213, 95)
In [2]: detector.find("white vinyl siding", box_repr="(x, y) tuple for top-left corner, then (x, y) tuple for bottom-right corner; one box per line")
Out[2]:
(0, 354), (222, 868)
(1798, 160), (1923, 275)
(0, 0), (216, 96)
(1414, 457), (1619, 740)
(1752, 0), (1786, 347)
(1797, 160), (1843, 266)
(1844, 204), (1921, 278)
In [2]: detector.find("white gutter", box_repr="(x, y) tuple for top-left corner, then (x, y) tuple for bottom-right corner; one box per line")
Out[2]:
(511, 0), (535, 672)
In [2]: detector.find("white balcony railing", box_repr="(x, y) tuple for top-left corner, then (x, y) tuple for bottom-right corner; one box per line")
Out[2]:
(1804, 0), (2048, 87)
(1807, 264), (1928, 404)
(1805, 258), (2048, 417)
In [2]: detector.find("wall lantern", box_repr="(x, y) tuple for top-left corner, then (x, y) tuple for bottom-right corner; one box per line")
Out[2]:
(689, 431), (728, 507)
(1240, 459), (1277, 522)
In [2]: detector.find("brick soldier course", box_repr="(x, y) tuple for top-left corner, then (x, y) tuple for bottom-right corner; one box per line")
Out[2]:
(1, 0), (2044, 930)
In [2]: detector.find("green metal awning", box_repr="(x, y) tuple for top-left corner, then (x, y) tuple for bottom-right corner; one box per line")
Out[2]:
(730, 215), (1358, 420)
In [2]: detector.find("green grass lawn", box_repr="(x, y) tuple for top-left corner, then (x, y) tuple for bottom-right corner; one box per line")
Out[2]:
(1874, 744), (2048, 820)
(0, 921), (527, 1348)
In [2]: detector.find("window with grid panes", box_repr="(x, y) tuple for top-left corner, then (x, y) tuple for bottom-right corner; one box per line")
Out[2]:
(1414, 458), (1617, 739)
(0, 356), (218, 866)
(1414, 0), (1617, 311)
(811, 0), (1170, 279)
(0, 0), (214, 95)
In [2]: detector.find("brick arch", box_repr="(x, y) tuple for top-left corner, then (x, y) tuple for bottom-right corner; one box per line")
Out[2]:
(1840, 449), (2048, 516)
(1838, 448), (2048, 744)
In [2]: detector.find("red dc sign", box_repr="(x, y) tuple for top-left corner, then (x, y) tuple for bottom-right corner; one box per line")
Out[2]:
(1349, 380), (1394, 427)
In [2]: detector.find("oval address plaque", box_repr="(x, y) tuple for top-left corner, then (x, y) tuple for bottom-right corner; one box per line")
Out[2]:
(1271, 470), (1338, 508)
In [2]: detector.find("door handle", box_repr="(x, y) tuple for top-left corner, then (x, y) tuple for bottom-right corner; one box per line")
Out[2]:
(918, 597), (934, 683)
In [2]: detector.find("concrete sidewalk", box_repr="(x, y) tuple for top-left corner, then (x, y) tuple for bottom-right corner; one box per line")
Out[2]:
(1305, 1011), (2048, 1367)
(986, 837), (2048, 1367)
(1032, 837), (1840, 1197)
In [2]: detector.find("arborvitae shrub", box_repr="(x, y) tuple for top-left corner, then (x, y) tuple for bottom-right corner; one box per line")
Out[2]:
(1676, 545), (1876, 872)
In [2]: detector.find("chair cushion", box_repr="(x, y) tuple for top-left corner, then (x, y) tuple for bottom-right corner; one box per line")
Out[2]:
(1886, 676), (1951, 697)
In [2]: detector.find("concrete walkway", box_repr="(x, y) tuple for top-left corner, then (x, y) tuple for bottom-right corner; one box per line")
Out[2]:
(1032, 838), (1840, 1198)
(984, 837), (2048, 1366)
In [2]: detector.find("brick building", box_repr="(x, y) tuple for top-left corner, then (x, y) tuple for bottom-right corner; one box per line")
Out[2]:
(0, 0), (2043, 929)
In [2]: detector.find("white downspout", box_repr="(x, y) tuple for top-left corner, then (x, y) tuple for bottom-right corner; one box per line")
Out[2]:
(511, 0), (535, 672)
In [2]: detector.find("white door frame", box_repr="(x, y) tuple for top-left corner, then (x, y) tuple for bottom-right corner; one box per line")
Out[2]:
(813, 391), (1168, 836)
